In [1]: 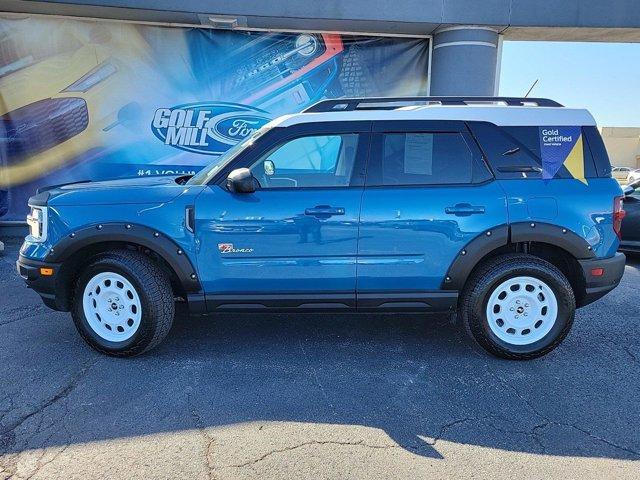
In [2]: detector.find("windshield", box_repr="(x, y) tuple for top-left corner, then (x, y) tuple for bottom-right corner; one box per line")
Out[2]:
(187, 126), (271, 185)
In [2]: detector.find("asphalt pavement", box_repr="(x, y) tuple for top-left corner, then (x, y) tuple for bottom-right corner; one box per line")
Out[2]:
(0, 237), (639, 479)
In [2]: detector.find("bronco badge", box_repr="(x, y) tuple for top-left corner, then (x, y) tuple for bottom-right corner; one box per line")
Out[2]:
(218, 243), (254, 254)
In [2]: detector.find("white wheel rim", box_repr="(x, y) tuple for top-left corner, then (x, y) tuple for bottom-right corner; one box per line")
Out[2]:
(82, 272), (142, 342)
(486, 276), (558, 346)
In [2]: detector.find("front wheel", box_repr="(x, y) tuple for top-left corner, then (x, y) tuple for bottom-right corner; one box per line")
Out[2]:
(71, 250), (175, 357)
(459, 254), (576, 360)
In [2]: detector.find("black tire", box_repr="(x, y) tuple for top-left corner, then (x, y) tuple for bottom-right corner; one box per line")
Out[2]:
(459, 253), (575, 360)
(71, 250), (175, 357)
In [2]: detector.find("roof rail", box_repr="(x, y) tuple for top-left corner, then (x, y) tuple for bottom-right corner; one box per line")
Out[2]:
(303, 96), (563, 113)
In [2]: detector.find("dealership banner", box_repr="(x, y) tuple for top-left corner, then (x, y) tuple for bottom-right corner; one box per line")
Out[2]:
(0, 15), (429, 220)
(539, 126), (586, 184)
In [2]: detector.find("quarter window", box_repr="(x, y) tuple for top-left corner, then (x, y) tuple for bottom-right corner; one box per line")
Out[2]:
(250, 134), (359, 188)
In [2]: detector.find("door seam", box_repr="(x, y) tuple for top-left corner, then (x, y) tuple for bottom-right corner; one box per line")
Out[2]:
(355, 129), (374, 309)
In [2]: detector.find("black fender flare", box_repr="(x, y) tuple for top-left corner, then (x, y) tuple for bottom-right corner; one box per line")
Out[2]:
(442, 222), (595, 290)
(46, 223), (201, 293)
(442, 224), (509, 290)
(509, 222), (596, 260)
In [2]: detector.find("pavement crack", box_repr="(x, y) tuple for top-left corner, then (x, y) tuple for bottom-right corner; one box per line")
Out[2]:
(22, 443), (70, 480)
(228, 440), (398, 468)
(0, 358), (98, 452)
(0, 318), (22, 327)
(622, 345), (638, 364)
(0, 305), (49, 326)
(489, 370), (640, 458)
(563, 423), (640, 457)
(187, 393), (217, 480)
(298, 338), (335, 414)
(424, 417), (479, 446)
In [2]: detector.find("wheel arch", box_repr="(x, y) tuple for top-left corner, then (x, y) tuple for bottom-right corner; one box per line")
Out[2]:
(47, 223), (201, 310)
(443, 222), (593, 305)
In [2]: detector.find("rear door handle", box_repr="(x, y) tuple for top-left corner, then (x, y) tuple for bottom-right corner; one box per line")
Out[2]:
(304, 205), (345, 217)
(445, 203), (486, 216)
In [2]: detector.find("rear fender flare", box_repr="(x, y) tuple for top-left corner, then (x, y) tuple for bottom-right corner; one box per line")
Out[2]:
(442, 225), (509, 290)
(509, 222), (596, 260)
(442, 222), (595, 290)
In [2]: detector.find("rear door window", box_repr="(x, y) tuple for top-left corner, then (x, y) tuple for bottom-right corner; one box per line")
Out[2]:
(366, 132), (491, 186)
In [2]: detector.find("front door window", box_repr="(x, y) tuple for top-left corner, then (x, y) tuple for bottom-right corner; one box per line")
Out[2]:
(249, 134), (359, 188)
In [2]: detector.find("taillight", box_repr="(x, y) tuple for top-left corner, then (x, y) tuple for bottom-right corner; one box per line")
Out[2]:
(613, 196), (625, 239)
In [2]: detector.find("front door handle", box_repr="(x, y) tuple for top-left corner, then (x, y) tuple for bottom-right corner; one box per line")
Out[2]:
(445, 203), (486, 216)
(304, 205), (345, 217)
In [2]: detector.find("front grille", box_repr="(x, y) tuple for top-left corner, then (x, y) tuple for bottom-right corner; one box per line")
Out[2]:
(0, 97), (89, 165)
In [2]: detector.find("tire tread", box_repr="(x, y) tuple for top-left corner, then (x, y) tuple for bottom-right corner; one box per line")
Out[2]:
(459, 253), (575, 360)
(71, 249), (174, 356)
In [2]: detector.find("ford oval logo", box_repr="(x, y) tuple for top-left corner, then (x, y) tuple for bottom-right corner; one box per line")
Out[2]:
(151, 102), (271, 155)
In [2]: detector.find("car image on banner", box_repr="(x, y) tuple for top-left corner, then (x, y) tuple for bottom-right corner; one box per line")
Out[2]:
(0, 15), (429, 220)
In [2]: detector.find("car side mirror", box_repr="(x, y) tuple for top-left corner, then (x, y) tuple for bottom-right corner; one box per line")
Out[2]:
(263, 159), (275, 176)
(226, 168), (259, 194)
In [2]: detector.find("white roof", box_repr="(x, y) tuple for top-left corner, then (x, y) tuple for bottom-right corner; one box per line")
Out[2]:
(268, 105), (596, 128)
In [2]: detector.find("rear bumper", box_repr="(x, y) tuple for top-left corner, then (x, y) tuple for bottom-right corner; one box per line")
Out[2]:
(577, 252), (626, 307)
(16, 255), (67, 311)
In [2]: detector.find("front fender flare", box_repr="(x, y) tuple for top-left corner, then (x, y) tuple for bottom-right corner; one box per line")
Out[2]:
(46, 223), (201, 293)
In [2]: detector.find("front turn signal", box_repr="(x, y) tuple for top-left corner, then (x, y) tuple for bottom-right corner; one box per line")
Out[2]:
(40, 268), (54, 276)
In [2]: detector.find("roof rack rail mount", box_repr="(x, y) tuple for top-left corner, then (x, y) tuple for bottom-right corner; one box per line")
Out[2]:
(303, 97), (563, 113)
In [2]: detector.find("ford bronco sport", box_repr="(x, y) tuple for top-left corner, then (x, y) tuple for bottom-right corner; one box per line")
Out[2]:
(17, 97), (626, 359)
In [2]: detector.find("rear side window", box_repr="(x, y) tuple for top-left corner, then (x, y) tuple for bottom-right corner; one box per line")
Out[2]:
(366, 132), (491, 186)
(583, 126), (613, 177)
(468, 122), (602, 180)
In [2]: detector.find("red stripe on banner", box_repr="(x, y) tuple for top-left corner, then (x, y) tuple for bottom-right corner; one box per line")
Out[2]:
(241, 33), (345, 105)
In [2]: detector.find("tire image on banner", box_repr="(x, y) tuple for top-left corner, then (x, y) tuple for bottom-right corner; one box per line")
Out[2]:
(0, 15), (430, 220)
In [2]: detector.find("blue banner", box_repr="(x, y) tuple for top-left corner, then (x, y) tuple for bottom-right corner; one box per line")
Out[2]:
(539, 126), (586, 183)
(0, 17), (429, 219)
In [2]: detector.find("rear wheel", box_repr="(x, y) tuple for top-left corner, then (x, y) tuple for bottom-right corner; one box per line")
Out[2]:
(459, 254), (575, 360)
(71, 250), (175, 356)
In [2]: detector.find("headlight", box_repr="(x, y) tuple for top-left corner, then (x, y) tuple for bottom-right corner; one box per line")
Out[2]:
(62, 62), (117, 93)
(26, 206), (48, 242)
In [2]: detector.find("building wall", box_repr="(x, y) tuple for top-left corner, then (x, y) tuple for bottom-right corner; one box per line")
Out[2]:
(600, 127), (640, 168)
(3, 1), (640, 40)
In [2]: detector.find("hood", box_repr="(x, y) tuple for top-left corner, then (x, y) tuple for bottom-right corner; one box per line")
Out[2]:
(39, 175), (199, 206)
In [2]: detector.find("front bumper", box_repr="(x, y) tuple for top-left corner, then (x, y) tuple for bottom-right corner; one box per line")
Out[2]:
(578, 252), (626, 306)
(16, 255), (67, 311)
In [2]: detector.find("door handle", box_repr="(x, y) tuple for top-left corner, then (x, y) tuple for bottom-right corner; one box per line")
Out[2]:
(304, 205), (345, 217)
(445, 203), (486, 216)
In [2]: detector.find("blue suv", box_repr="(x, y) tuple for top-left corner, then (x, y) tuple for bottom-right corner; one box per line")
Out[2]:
(17, 97), (626, 359)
